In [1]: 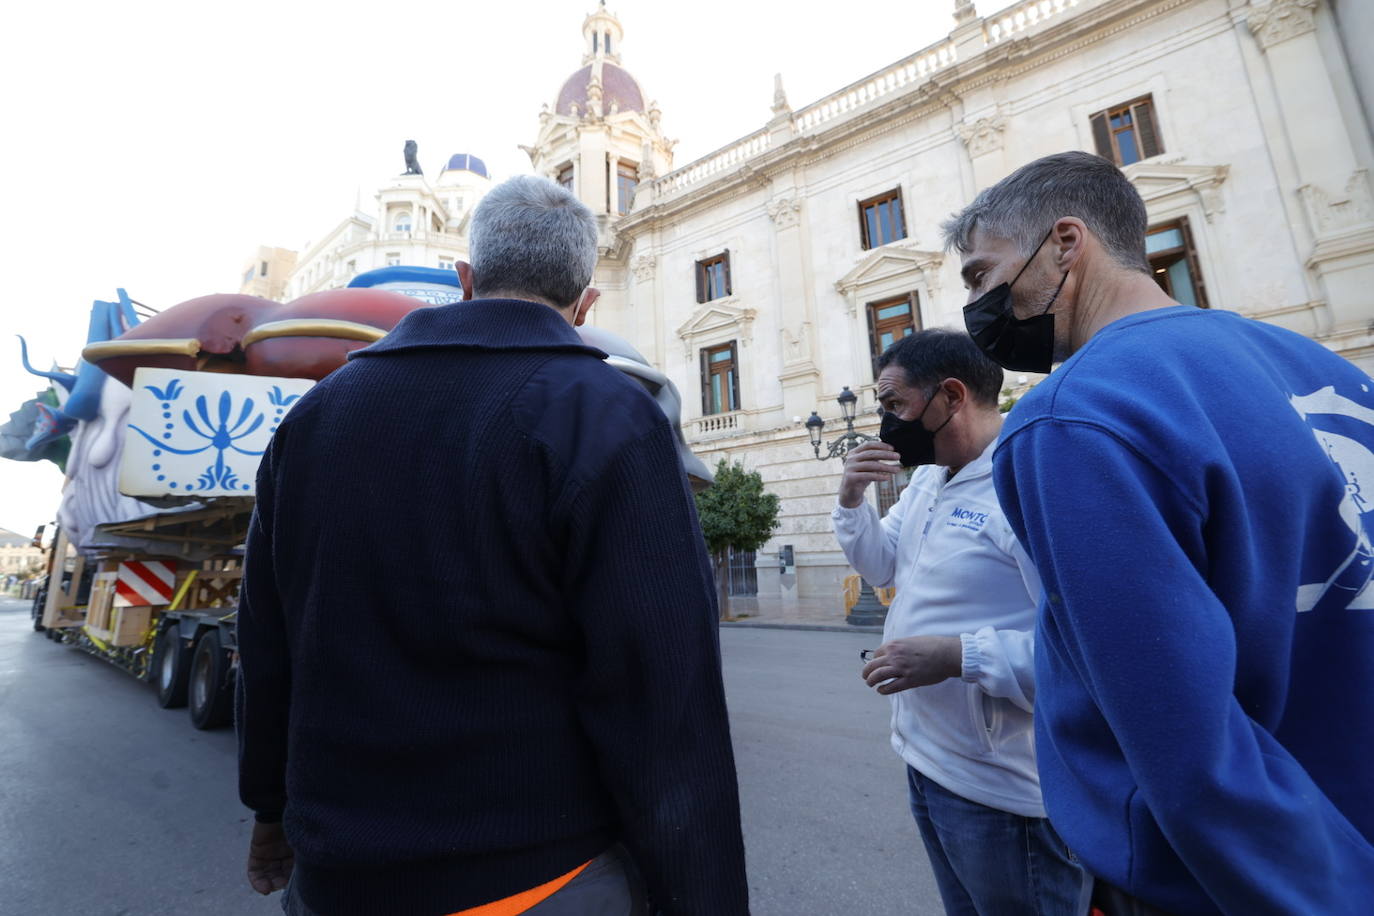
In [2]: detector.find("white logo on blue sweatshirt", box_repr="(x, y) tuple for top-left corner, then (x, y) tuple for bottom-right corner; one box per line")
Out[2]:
(1291, 385), (1374, 613)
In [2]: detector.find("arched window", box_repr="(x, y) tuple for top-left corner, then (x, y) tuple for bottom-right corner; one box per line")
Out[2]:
(393, 211), (412, 233)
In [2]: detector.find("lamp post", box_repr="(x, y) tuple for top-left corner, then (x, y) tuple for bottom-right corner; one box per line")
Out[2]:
(806, 386), (888, 627)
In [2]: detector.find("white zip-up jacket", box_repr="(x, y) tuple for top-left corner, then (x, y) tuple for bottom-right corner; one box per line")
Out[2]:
(832, 436), (1045, 817)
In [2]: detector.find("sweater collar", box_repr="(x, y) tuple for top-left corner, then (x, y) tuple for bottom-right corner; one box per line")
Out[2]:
(349, 298), (608, 361)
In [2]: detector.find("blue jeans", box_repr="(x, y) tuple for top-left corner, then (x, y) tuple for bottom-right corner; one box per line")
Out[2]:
(907, 767), (1090, 916)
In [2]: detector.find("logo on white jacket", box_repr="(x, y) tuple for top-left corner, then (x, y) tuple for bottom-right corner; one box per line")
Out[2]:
(1290, 384), (1374, 613)
(947, 506), (991, 532)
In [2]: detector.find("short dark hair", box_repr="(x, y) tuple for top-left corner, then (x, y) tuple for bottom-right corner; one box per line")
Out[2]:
(940, 150), (1150, 274)
(876, 328), (1004, 407)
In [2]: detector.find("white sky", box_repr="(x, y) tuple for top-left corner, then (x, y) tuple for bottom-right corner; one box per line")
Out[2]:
(0, 0), (1018, 536)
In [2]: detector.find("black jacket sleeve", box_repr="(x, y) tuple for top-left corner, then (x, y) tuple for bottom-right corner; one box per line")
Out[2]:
(562, 421), (750, 915)
(235, 438), (290, 823)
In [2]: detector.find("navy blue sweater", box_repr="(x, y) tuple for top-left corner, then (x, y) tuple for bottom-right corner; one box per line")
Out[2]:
(235, 299), (748, 915)
(994, 307), (1374, 914)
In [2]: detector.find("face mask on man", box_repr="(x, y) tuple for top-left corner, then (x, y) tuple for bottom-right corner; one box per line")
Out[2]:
(962, 228), (1069, 374)
(879, 390), (952, 468)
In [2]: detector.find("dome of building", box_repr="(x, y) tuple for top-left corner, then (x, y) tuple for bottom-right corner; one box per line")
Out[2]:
(556, 62), (645, 115)
(442, 153), (489, 178)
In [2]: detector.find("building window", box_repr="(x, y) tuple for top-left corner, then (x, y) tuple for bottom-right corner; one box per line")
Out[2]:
(866, 293), (920, 368)
(386, 252), (401, 267)
(605, 32), (612, 55)
(259, 260), (269, 277)
(1146, 218), (1208, 309)
(695, 251), (732, 303)
(393, 212), (412, 233)
(452, 196), (464, 212)
(617, 162), (638, 215)
(1090, 96), (1163, 167)
(700, 341), (741, 415)
(438, 257), (454, 272)
(858, 188), (907, 250)
(876, 468), (913, 517)
(345, 260), (356, 276)
(557, 164), (574, 191)
(242, 267), (255, 288)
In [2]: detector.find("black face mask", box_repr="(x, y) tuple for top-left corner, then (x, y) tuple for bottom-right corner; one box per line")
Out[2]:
(879, 392), (952, 468)
(962, 229), (1069, 374)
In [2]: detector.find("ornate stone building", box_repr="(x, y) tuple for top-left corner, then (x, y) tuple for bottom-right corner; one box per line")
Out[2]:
(278, 152), (494, 302)
(527, 0), (1374, 600)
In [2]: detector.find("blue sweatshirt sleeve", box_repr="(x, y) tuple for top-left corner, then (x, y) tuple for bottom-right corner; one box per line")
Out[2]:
(996, 417), (1374, 913)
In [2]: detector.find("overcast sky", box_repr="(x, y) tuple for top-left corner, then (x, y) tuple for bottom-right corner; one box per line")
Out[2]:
(0, 0), (1019, 536)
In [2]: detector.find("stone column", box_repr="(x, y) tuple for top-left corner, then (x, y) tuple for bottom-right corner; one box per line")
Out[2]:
(767, 186), (822, 422)
(1248, 0), (1374, 333)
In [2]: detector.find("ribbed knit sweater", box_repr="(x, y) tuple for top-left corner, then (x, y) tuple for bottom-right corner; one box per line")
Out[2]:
(235, 299), (748, 916)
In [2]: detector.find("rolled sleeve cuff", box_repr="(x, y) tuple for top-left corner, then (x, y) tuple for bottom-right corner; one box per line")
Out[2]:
(959, 632), (983, 683)
(831, 502), (871, 533)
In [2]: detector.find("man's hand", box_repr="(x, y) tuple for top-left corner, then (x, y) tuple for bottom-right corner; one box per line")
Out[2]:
(246, 820), (294, 895)
(862, 636), (963, 694)
(839, 441), (901, 508)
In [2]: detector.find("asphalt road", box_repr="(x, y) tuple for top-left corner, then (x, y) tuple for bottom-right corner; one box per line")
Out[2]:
(0, 597), (939, 915)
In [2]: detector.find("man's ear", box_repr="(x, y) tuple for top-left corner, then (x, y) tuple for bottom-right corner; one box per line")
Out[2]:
(1051, 218), (1088, 272)
(941, 377), (969, 413)
(573, 287), (601, 327)
(455, 261), (475, 301)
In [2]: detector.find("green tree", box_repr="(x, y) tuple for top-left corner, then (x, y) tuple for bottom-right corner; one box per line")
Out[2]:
(694, 459), (781, 620)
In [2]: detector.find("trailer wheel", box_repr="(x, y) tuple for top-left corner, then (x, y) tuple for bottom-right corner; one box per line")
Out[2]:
(31, 586), (47, 632)
(189, 630), (234, 730)
(154, 627), (192, 709)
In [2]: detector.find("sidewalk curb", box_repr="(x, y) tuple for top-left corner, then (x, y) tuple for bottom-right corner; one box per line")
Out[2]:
(719, 620), (884, 634)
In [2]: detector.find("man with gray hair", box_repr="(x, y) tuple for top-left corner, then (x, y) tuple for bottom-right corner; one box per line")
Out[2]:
(236, 175), (749, 915)
(943, 150), (1374, 914)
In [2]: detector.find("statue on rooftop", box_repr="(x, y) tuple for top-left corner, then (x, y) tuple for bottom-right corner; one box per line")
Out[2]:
(403, 140), (422, 175)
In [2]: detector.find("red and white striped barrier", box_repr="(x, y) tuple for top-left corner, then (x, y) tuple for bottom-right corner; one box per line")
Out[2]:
(113, 560), (178, 607)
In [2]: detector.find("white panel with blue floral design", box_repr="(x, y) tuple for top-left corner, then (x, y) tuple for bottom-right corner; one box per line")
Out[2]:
(119, 368), (314, 498)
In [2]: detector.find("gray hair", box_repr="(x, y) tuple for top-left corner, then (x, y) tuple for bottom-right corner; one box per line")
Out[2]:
(940, 151), (1150, 273)
(469, 175), (599, 307)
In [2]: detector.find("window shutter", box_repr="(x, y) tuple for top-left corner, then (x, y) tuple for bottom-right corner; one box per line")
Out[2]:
(910, 291), (923, 330)
(1180, 219), (1209, 309)
(723, 250), (733, 296)
(895, 190), (908, 241)
(695, 261), (706, 304)
(865, 303), (880, 375)
(1089, 112), (1113, 162)
(699, 348), (710, 414)
(857, 200), (870, 250)
(1134, 99), (1162, 159)
(729, 341), (741, 411)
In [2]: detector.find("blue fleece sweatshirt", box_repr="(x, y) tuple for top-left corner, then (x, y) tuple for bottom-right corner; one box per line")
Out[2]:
(993, 306), (1374, 914)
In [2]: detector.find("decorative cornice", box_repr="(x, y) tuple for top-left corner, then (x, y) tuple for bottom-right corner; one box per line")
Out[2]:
(1121, 161), (1230, 222)
(956, 113), (1007, 158)
(1300, 170), (1374, 240)
(835, 243), (945, 303)
(676, 299), (758, 359)
(766, 195), (803, 229)
(631, 253), (656, 282)
(1246, 0), (1317, 51)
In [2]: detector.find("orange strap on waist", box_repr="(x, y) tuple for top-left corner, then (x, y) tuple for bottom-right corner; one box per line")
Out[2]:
(445, 859), (593, 916)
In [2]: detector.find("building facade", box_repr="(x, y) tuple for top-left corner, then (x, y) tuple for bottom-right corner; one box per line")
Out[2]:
(272, 153), (494, 302)
(237, 246), (297, 300)
(526, 0), (1374, 600)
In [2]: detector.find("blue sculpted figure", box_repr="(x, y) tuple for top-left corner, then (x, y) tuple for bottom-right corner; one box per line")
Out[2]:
(16, 289), (139, 452)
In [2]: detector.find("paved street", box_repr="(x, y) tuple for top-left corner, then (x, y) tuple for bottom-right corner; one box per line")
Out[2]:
(0, 597), (938, 915)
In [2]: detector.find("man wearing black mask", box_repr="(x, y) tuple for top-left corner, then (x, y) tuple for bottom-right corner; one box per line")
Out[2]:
(832, 329), (1086, 916)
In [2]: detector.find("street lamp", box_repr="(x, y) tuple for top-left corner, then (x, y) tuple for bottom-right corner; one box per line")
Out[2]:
(806, 386), (874, 461)
(807, 386), (888, 627)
